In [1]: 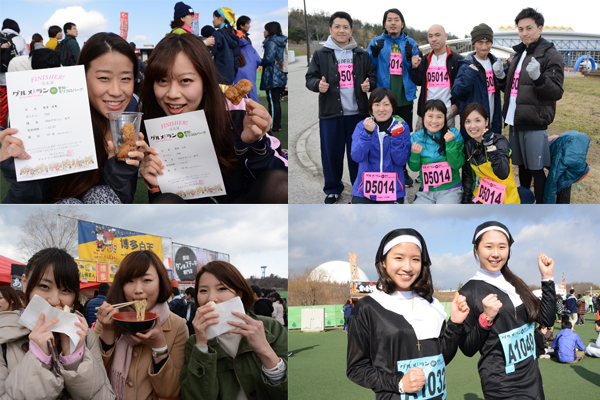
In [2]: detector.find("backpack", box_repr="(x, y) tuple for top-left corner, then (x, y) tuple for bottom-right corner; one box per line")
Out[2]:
(0, 32), (18, 73)
(55, 40), (75, 66)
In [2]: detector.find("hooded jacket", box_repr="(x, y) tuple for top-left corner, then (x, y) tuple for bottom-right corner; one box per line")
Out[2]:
(350, 116), (410, 200)
(411, 46), (462, 117)
(234, 38), (262, 102)
(499, 37), (564, 130)
(305, 36), (376, 119)
(0, 309), (115, 399)
(452, 52), (503, 141)
(543, 130), (590, 204)
(62, 35), (80, 65)
(260, 35), (287, 91)
(209, 28), (240, 85)
(367, 31), (418, 101)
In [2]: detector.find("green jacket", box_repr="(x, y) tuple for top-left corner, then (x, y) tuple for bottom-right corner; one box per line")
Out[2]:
(180, 312), (288, 400)
(62, 35), (80, 64)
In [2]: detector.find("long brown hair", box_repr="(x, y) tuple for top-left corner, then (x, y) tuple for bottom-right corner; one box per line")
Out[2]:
(140, 33), (236, 173)
(0, 286), (22, 311)
(473, 233), (540, 323)
(51, 32), (138, 201)
(193, 261), (254, 311)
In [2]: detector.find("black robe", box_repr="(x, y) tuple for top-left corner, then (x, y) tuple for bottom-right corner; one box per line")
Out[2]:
(458, 279), (556, 399)
(347, 295), (464, 400)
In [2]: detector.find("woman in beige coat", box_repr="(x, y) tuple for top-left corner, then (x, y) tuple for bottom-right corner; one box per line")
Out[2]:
(95, 250), (188, 400)
(0, 248), (114, 399)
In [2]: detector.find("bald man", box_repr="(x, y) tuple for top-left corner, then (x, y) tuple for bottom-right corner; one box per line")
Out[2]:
(410, 24), (463, 131)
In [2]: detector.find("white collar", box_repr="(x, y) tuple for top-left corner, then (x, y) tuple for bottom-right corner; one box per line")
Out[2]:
(369, 289), (446, 340)
(470, 268), (523, 308)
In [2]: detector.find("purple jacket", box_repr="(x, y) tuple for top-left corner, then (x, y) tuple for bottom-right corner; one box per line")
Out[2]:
(234, 38), (261, 102)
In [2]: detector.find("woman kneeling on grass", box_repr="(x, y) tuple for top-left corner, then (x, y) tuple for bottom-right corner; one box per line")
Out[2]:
(181, 261), (288, 399)
(347, 228), (470, 399)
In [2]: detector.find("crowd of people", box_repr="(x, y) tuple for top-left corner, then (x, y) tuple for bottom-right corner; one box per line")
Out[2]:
(0, 1), (289, 204)
(0, 248), (288, 399)
(306, 7), (588, 205)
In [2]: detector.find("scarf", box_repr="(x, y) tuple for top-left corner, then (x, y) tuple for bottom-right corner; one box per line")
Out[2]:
(370, 289), (446, 340)
(110, 301), (171, 400)
(469, 268), (523, 308)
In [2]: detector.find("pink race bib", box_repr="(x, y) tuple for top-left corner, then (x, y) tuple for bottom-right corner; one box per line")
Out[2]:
(426, 65), (450, 88)
(363, 172), (397, 201)
(510, 70), (520, 97)
(390, 52), (403, 75)
(474, 178), (506, 204)
(338, 62), (354, 89)
(421, 162), (451, 192)
(486, 70), (495, 94)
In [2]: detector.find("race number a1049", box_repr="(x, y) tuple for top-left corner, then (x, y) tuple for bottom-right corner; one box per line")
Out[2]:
(421, 162), (451, 192)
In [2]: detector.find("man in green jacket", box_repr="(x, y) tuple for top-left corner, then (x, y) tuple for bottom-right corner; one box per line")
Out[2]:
(62, 22), (80, 64)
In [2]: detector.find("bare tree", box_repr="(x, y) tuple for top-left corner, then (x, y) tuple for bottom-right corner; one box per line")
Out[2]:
(289, 266), (351, 306)
(17, 206), (89, 260)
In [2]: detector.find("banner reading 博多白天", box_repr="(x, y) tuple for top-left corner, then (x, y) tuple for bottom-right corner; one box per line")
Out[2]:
(78, 220), (162, 264)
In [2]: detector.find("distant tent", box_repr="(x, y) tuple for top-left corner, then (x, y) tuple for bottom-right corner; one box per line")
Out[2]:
(0, 254), (26, 286)
(574, 55), (597, 71)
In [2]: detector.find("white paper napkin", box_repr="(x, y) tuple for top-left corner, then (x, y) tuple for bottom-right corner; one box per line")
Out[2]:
(205, 296), (247, 340)
(18, 294), (81, 353)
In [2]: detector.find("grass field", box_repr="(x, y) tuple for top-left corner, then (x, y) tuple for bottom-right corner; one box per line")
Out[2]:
(289, 313), (600, 400)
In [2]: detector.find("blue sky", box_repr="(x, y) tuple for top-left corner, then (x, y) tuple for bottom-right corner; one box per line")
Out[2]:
(2, 0), (288, 56)
(289, 205), (600, 289)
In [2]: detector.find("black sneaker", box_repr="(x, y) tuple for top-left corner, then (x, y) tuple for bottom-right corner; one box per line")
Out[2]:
(404, 169), (414, 188)
(415, 175), (421, 183)
(324, 194), (339, 204)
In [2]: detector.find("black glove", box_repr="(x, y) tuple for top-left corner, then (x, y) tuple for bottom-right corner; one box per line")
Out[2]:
(483, 130), (494, 147)
(371, 39), (385, 58)
(405, 42), (413, 59)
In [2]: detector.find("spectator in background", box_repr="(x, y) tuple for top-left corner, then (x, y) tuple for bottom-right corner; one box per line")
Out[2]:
(565, 289), (578, 328)
(552, 317), (585, 363)
(0, 286), (22, 311)
(269, 292), (285, 325)
(260, 21), (287, 133)
(556, 294), (563, 322)
(30, 33), (44, 50)
(343, 300), (353, 332)
(169, 286), (188, 319)
(84, 282), (109, 328)
(45, 25), (62, 50)
(168, 2), (195, 36)
(584, 319), (600, 357)
(1, 18), (28, 129)
(129, 41), (145, 96)
(183, 286), (196, 336)
(62, 22), (80, 64)
(251, 284), (274, 317)
(577, 294), (586, 324)
(234, 32), (261, 102)
(236, 15), (252, 44)
(205, 7), (239, 85)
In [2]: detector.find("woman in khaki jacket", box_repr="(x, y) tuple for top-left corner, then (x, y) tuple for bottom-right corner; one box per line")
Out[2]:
(0, 248), (115, 399)
(95, 250), (188, 400)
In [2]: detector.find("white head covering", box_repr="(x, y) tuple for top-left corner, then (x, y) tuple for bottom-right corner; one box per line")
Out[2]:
(469, 268), (523, 308)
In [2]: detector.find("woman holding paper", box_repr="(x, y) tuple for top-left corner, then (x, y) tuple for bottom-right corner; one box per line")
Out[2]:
(94, 250), (188, 400)
(180, 261), (288, 400)
(138, 33), (288, 204)
(458, 221), (556, 400)
(0, 32), (147, 204)
(460, 103), (531, 204)
(0, 247), (115, 399)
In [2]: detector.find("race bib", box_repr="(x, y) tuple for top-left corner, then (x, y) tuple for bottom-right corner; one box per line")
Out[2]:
(421, 162), (451, 192)
(510, 70), (520, 97)
(363, 172), (397, 201)
(397, 354), (446, 400)
(338, 62), (354, 89)
(427, 66), (450, 88)
(498, 323), (535, 374)
(474, 178), (506, 204)
(485, 70), (495, 94)
(390, 52), (403, 75)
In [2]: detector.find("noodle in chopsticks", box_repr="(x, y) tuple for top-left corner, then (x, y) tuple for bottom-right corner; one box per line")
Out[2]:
(133, 299), (147, 321)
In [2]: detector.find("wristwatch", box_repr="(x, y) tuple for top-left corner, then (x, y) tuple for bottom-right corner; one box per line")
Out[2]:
(399, 379), (405, 393)
(152, 348), (169, 357)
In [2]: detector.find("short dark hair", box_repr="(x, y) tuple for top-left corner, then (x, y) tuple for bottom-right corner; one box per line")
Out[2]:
(172, 287), (180, 296)
(515, 8), (544, 27)
(561, 318), (572, 330)
(329, 12), (353, 29)
(194, 261), (254, 311)
(595, 319), (600, 326)
(382, 9), (405, 33)
(368, 87), (398, 115)
(63, 22), (76, 33)
(98, 282), (110, 296)
(577, 294), (582, 299)
(107, 250), (173, 305)
(48, 25), (62, 38)
(185, 287), (194, 297)
(237, 15), (250, 28)
(461, 102), (490, 129)
(423, 99), (449, 154)
(264, 21), (283, 38)
(570, 289), (575, 294)
(2, 19), (20, 33)
(250, 284), (261, 297)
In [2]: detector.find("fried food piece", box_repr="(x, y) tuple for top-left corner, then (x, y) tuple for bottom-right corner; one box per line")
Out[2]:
(225, 79), (253, 105)
(117, 143), (135, 159)
(206, 301), (216, 307)
(55, 304), (70, 312)
(117, 122), (137, 160)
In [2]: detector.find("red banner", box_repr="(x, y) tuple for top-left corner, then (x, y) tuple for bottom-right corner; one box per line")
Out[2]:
(120, 12), (129, 40)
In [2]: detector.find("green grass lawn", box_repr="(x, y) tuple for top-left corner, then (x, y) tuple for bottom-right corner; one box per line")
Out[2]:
(289, 314), (600, 400)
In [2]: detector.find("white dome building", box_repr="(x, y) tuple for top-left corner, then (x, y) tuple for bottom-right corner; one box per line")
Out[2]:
(310, 260), (370, 283)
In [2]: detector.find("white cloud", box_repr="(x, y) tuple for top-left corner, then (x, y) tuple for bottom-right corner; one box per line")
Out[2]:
(43, 6), (108, 39)
(269, 7), (288, 16)
(130, 35), (148, 43)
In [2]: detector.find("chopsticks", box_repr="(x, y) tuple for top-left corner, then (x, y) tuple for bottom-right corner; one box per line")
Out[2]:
(95, 301), (137, 310)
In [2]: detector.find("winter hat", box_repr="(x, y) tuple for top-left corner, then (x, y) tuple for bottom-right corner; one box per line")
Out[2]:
(201, 25), (215, 38)
(216, 7), (236, 27)
(471, 23), (494, 44)
(174, 2), (194, 20)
